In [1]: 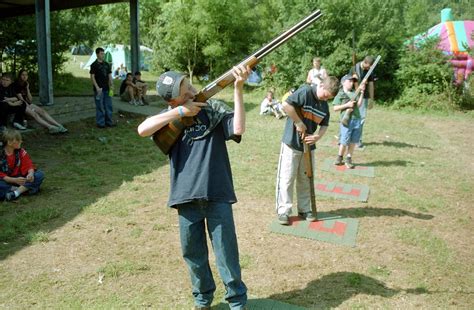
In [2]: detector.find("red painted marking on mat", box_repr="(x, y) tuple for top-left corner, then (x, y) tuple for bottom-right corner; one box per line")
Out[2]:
(289, 216), (304, 226)
(316, 184), (361, 197)
(309, 220), (347, 236)
(335, 165), (368, 171)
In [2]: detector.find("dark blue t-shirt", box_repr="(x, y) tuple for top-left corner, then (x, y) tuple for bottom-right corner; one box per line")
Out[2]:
(282, 84), (330, 152)
(90, 60), (111, 91)
(349, 62), (375, 99)
(167, 109), (240, 207)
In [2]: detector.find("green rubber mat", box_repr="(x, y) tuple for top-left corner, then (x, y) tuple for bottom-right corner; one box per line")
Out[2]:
(214, 298), (306, 309)
(321, 158), (374, 177)
(316, 180), (370, 202)
(270, 212), (359, 247)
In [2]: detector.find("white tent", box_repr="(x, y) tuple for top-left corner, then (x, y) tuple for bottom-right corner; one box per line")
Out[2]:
(83, 44), (153, 73)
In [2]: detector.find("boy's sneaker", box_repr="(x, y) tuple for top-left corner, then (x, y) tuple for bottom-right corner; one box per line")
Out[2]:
(334, 155), (344, 165)
(58, 125), (68, 133)
(48, 126), (62, 134)
(5, 191), (18, 201)
(137, 99), (144, 106)
(128, 100), (135, 105)
(13, 122), (27, 130)
(278, 213), (290, 225)
(345, 156), (355, 169)
(298, 211), (317, 222)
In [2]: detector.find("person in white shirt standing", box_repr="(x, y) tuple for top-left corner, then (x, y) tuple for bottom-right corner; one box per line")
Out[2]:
(306, 57), (328, 87)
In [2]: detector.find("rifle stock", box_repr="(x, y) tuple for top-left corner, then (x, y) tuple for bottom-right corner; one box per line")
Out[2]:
(303, 142), (317, 217)
(341, 55), (381, 126)
(296, 108), (317, 218)
(153, 9), (323, 154)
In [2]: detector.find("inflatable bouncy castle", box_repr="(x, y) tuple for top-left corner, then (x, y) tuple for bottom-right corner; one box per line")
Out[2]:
(413, 8), (474, 86)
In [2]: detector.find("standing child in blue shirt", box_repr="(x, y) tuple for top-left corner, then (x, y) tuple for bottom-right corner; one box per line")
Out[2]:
(137, 65), (251, 310)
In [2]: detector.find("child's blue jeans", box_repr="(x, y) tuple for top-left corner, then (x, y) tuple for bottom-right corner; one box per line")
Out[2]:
(177, 201), (247, 309)
(0, 170), (44, 199)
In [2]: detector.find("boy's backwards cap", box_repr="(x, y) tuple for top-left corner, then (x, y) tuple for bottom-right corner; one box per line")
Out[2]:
(156, 71), (185, 101)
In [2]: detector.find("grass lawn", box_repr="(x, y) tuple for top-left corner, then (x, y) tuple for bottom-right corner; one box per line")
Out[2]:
(0, 74), (473, 308)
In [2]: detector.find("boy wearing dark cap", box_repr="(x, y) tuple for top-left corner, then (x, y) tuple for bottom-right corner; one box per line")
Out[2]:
(276, 77), (339, 225)
(333, 75), (366, 168)
(137, 65), (251, 310)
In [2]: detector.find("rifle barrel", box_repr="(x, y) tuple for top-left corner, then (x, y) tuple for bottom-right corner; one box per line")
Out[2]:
(353, 55), (381, 98)
(202, 10), (323, 93)
(256, 10), (322, 59)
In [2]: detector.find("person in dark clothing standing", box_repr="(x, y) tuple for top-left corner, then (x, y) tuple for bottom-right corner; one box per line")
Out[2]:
(0, 74), (27, 131)
(349, 55), (376, 148)
(90, 47), (114, 128)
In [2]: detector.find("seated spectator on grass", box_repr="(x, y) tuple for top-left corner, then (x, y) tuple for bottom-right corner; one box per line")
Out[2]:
(133, 71), (148, 104)
(260, 90), (285, 118)
(0, 73), (27, 131)
(120, 73), (144, 106)
(118, 64), (127, 80)
(14, 69), (67, 134)
(0, 129), (44, 201)
(113, 68), (120, 79)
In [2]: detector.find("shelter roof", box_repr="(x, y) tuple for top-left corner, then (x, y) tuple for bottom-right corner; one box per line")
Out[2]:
(0, 0), (128, 18)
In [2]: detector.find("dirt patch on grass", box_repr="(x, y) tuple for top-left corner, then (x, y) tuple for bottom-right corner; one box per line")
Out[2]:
(1, 109), (473, 309)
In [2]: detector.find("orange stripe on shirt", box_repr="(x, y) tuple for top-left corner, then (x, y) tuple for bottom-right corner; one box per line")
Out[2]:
(303, 111), (323, 124)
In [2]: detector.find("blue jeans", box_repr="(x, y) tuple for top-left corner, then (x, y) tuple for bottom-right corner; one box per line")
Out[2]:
(94, 89), (113, 127)
(358, 98), (369, 143)
(0, 170), (45, 199)
(339, 118), (362, 146)
(177, 201), (247, 309)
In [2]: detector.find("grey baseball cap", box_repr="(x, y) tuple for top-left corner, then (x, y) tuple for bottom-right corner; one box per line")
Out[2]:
(156, 71), (185, 101)
(340, 74), (357, 83)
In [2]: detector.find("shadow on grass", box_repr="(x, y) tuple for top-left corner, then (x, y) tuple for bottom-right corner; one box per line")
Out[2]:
(244, 102), (259, 113)
(268, 272), (398, 309)
(213, 272), (432, 309)
(327, 207), (433, 220)
(360, 160), (414, 167)
(269, 272), (435, 309)
(0, 113), (168, 260)
(365, 141), (433, 150)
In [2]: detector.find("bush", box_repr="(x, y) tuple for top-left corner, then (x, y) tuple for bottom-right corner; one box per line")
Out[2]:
(393, 38), (459, 111)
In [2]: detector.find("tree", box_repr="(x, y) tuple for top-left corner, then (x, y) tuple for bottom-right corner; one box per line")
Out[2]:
(148, 0), (262, 81)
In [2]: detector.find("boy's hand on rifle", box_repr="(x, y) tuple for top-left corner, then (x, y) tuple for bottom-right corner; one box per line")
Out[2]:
(294, 120), (307, 136)
(181, 101), (207, 117)
(346, 100), (355, 109)
(304, 134), (321, 145)
(232, 65), (252, 88)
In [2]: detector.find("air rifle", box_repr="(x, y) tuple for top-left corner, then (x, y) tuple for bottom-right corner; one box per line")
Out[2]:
(295, 108), (317, 218)
(341, 55), (381, 126)
(153, 10), (323, 154)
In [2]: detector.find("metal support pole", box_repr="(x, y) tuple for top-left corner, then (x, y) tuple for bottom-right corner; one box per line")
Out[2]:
(35, 0), (53, 105)
(130, 0), (140, 74)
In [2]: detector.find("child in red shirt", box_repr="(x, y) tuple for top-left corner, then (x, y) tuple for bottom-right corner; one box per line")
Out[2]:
(0, 129), (44, 201)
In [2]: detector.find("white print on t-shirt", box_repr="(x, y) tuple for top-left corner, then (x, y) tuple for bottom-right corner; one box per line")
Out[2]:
(185, 124), (208, 134)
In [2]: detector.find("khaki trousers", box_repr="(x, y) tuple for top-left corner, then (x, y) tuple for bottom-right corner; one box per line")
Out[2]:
(275, 143), (316, 216)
